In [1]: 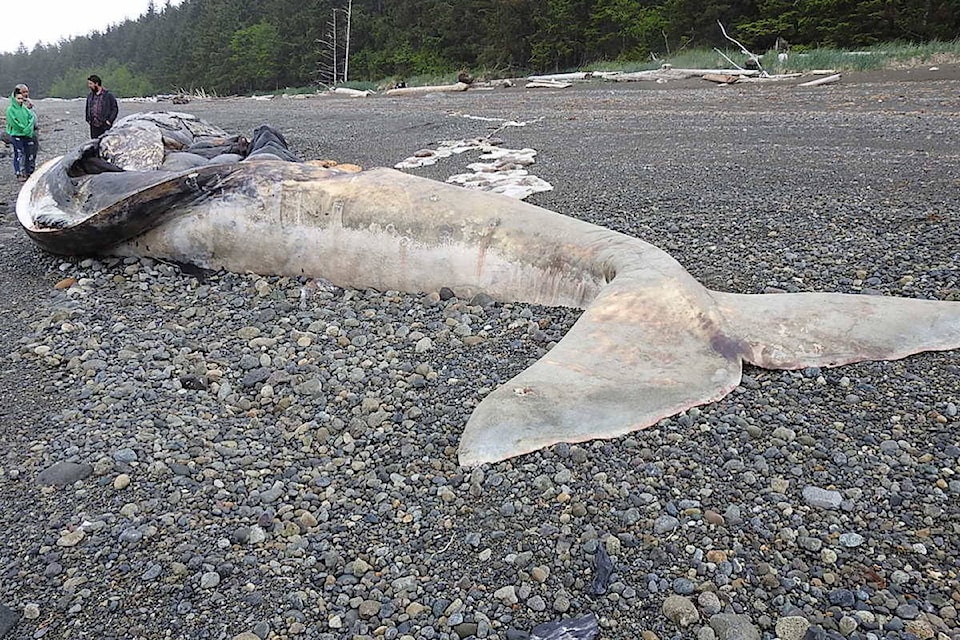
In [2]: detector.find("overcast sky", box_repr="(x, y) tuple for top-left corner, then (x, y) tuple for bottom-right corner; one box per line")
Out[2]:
(0, 0), (185, 54)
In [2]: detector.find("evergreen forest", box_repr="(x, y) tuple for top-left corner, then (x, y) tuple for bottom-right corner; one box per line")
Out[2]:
(1, 0), (957, 98)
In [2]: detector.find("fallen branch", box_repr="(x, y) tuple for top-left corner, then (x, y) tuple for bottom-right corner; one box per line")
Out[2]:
(713, 48), (746, 72)
(717, 20), (767, 77)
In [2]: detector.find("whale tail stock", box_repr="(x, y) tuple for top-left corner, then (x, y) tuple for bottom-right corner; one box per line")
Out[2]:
(457, 274), (960, 466)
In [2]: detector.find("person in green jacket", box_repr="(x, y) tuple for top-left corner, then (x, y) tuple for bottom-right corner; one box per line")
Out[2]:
(5, 85), (37, 182)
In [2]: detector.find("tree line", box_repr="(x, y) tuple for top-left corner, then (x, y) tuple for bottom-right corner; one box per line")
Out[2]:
(1, 0), (957, 98)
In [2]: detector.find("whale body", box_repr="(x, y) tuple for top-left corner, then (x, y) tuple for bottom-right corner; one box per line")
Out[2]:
(17, 112), (960, 466)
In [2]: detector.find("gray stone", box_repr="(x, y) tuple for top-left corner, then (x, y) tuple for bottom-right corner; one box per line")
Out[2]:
(698, 591), (722, 616)
(358, 599), (380, 618)
(495, 585), (518, 605)
(895, 604), (919, 619)
(839, 532), (864, 547)
(654, 515), (680, 534)
(801, 486), (842, 509)
(36, 461), (93, 486)
(527, 595), (546, 612)
(142, 564), (163, 581)
(0, 604), (18, 638)
(723, 504), (743, 526)
(775, 616), (810, 640)
(710, 614), (761, 640)
(241, 368), (270, 387)
(200, 571), (221, 589)
(662, 595), (699, 627)
(673, 578), (695, 595)
(112, 448), (138, 463)
(838, 616), (858, 636)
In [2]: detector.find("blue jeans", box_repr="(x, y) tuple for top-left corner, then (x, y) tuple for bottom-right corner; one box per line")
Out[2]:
(12, 135), (37, 177)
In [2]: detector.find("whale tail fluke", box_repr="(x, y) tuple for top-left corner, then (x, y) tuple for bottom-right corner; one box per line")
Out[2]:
(457, 279), (743, 466)
(713, 291), (960, 370)
(458, 282), (960, 466)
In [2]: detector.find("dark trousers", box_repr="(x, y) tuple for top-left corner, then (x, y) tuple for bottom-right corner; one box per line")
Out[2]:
(90, 123), (110, 138)
(11, 135), (37, 177)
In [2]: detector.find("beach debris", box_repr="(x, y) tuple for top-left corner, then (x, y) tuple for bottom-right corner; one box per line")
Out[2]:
(798, 73), (842, 87)
(589, 543), (614, 595)
(531, 613), (599, 640)
(331, 87), (372, 97)
(385, 82), (469, 97)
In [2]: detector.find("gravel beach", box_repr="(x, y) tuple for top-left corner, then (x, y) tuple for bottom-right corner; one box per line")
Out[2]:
(1, 68), (958, 640)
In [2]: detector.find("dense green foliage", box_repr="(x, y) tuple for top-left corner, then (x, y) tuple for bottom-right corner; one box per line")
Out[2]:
(1, 0), (958, 97)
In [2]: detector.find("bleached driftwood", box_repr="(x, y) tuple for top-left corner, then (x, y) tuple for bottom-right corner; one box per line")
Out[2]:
(525, 80), (573, 89)
(713, 48), (748, 73)
(737, 73), (804, 83)
(332, 87), (372, 97)
(527, 72), (593, 82)
(717, 20), (767, 77)
(612, 68), (759, 82)
(473, 79), (515, 89)
(702, 73), (740, 84)
(526, 71), (622, 83)
(385, 82), (469, 97)
(798, 73), (841, 87)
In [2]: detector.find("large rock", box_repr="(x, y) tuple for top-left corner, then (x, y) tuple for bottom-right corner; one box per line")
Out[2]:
(0, 604), (19, 638)
(801, 485), (842, 509)
(36, 461), (93, 486)
(775, 616), (810, 640)
(662, 595), (699, 627)
(710, 614), (760, 640)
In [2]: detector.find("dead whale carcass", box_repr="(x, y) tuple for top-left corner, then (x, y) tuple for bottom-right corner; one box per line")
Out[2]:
(17, 112), (960, 466)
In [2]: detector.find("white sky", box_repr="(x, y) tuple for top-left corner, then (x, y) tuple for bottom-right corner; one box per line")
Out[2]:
(1, 0), (185, 54)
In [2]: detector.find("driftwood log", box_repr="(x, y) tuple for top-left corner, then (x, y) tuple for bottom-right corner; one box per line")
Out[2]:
(798, 73), (842, 87)
(525, 80), (573, 89)
(612, 68), (759, 82)
(331, 87), (372, 98)
(385, 82), (469, 97)
(702, 73), (740, 84)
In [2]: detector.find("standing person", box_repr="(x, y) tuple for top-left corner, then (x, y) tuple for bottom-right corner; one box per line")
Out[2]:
(5, 85), (37, 182)
(85, 74), (119, 139)
(14, 83), (40, 149)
